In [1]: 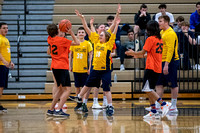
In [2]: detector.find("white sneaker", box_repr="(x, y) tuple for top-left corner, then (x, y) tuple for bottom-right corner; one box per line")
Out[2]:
(143, 112), (161, 119)
(120, 64), (125, 71)
(195, 64), (200, 70)
(145, 106), (162, 113)
(161, 102), (170, 117)
(169, 106), (178, 113)
(92, 103), (102, 109)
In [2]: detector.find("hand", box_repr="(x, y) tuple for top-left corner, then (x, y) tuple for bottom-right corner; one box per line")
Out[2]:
(90, 17), (94, 25)
(10, 61), (15, 69)
(143, 11), (146, 16)
(125, 49), (135, 56)
(117, 4), (121, 14)
(75, 9), (84, 18)
(67, 28), (72, 34)
(163, 65), (169, 75)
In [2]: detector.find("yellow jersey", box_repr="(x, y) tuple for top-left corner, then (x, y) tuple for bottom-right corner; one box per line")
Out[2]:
(89, 32), (115, 70)
(160, 27), (179, 62)
(70, 40), (93, 73)
(0, 34), (11, 65)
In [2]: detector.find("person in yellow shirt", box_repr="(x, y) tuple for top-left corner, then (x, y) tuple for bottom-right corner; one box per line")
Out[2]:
(70, 4), (121, 116)
(69, 27), (93, 111)
(156, 15), (179, 113)
(0, 22), (15, 112)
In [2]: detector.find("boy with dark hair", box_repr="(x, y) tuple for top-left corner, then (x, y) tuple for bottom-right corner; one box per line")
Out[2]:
(107, 15), (121, 58)
(69, 27), (93, 110)
(134, 4), (151, 40)
(173, 16), (185, 32)
(0, 22), (15, 112)
(46, 23), (80, 117)
(155, 4), (174, 26)
(190, 2), (200, 32)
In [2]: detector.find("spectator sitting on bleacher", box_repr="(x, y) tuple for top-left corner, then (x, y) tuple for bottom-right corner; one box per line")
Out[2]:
(173, 16), (185, 33)
(190, 2), (200, 33)
(177, 21), (200, 70)
(155, 4), (174, 26)
(134, 4), (151, 40)
(120, 29), (143, 71)
(107, 15), (121, 58)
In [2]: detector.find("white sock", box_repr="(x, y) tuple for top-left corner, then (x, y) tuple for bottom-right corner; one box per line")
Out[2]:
(77, 94), (82, 98)
(93, 98), (98, 104)
(108, 103), (112, 106)
(171, 99), (177, 107)
(155, 101), (160, 108)
(103, 96), (107, 102)
(83, 99), (88, 104)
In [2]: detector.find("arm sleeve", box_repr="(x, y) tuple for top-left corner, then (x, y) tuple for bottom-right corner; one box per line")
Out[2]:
(155, 13), (159, 22)
(190, 14), (195, 30)
(87, 41), (93, 52)
(107, 33), (116, 50)
(89, 32), (99, 44)
(134, 13), (140, 24)
(143, 37), (153, 52)
(165, 32), (176, 62)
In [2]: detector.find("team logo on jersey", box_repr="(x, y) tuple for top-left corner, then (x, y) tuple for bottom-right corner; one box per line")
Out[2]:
(96, 46), (104, 51)
(75, 48), (86, 52)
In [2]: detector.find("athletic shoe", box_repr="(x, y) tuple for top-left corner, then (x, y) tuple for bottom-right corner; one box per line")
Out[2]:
(145, 107), (162, 113)
(120, 64), (125, 71)
(106, 106), (114, 116)
(161, 102), (170, 117)
(82, 103), (88, 113)
(169, 106), (178, 113)
(143, 112), (161, 119)
(0, 106), (7, 112)
(92, 103), (102, 109)
(69, 96), (82, 103)
(74, 102), (83, 111)
(46, 110), (54, 116)
(53, 109), (70, 117)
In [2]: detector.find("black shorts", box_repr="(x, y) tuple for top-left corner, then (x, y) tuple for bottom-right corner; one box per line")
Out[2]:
(73, 72), (88, 87)
(85, 68), (111, 91)
(52, 69), (71, 87)
(142, 69), (160, 90)
(156, 60), (179, 88)
(0, 65), (9, 88)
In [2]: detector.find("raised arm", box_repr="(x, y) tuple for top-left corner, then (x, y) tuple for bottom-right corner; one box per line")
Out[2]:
(110, 4), (121, 32)
(67, 28), (80, 46)
(75, 9), (91, 36)
(90, 17), (96, 33)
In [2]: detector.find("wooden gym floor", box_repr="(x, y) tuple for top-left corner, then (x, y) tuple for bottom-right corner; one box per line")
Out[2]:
(0, 100), (200, 133)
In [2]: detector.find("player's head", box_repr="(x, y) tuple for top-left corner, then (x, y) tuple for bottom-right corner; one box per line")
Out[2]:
(176, 16), (184, 28)
(0, 22), (8, 36)
(158, 4), (167, 14)
(96, 23), (106, 34)
(196, 2), (200, 15)
(99, 30), (111, 43)
(140, 4), (148, 12)
(107, 15), (114, 26)
(77, 27), (86, 39)
(146, 20), (161, 39)
(47, 23), (58, 37)
(158, 15), (170, 30)
(127, 29), (134, 41)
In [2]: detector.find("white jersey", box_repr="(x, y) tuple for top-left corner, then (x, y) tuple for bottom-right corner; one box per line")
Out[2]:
(155, 12), (175, 23)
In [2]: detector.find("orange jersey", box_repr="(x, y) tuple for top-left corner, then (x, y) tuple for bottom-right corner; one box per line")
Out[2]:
(47, 36), (72, 70)
(143, 36), (163, 73)
(111, 43), (116, 64)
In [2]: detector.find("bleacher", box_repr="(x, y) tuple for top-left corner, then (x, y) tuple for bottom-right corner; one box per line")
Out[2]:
(0, 0), (200, 100)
